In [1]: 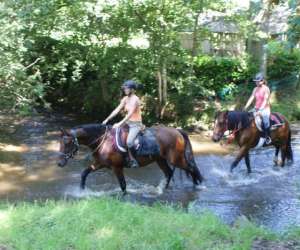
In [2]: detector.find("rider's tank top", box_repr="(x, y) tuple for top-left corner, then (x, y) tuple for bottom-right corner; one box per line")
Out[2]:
(124, 96), (142, 122)
(254, 85), (270, 110)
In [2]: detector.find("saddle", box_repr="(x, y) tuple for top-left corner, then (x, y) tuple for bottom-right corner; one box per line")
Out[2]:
(253, 112), (285, 132)
(113, 125), (160, 156)
(226, 111), (285, 149)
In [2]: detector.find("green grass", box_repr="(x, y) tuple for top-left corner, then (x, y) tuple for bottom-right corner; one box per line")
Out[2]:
(0, 197), (279, 250)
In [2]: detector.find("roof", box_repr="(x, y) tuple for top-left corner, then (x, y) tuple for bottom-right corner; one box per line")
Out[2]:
(198, 10), (239, 34)
(197, 4), (292, 35)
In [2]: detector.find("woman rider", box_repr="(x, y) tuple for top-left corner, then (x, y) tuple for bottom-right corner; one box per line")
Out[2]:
(102, 80), (143, 168)
(244, 73), (272, 145)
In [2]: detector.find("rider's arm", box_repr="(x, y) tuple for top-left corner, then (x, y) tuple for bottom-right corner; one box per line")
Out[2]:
(260, 87), (270, 110)
(117, 99), (138, 126)
(103, 98), (126, 124)
(244, 88), (256, 110)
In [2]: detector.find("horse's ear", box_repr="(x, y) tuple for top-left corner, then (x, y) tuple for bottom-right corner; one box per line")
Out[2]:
(223, 110), (229, 118)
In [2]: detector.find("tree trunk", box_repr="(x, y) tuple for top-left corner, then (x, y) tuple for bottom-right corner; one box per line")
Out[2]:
(162, 62), (167, 106)
(157, 69), (163, 118)
(191, 12), (201, 57)
(160, 62), (168, 119)
(156, 62), (168, 119)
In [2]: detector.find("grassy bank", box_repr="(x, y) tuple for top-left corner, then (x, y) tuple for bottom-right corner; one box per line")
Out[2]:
(0, 197), (291, 250)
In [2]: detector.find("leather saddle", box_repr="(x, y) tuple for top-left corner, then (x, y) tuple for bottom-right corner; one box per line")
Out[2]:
(113, 125), (160, 156)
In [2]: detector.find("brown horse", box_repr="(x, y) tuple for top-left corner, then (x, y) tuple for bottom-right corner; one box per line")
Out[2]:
(212, 111), (293, 173)
(57, 124), (203, 193)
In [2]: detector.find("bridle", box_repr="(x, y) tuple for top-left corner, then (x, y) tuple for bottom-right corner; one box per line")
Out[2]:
(59, 126), (109, 162)
(214, 112), (229, 139)
(59, 129), (79, 161)
(215, 112), (244, 144)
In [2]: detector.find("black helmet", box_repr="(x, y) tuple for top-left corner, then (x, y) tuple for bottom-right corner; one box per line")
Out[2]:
(122, 80), (138, 90)
(253, 73), (265, 82)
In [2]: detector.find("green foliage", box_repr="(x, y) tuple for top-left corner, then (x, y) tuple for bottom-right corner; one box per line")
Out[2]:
(287, 1), (300, 48)
(0, 2), (45, 110)
(267, 41), (300, 79)
(193, 55), (257, 96)
(1, 0), (288, 127)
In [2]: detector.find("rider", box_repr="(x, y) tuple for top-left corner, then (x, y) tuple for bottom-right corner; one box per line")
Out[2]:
(102, 80), (143, 168)
(244, 73), (272, 145)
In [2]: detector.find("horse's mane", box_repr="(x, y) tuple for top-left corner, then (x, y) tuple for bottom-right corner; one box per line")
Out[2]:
(227, 111), (252, 130)
(73, 123), (109, 137)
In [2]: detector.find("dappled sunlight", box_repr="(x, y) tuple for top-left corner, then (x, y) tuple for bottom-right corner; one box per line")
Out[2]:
(94, 226), (114, 240)
(24, 167), (61, 182)
(0, 181), (22, 194)
(0, 164), (25, 194)
(0, 162), (62, 195)
(0, 209), (12, 231)
(0, 143), (28, 153)
(0, 112), (75, 199)
(44, 141), (60, 152)
(190, 135), (235, 155)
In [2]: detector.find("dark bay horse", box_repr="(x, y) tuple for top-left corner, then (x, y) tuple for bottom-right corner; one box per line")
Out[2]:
(212, 111), (293, 173)
(57, 124), (203, 193)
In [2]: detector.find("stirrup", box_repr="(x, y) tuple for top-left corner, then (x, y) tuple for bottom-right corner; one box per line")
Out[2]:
(265, 137), (272, 145)
(129, 159), (139, 168)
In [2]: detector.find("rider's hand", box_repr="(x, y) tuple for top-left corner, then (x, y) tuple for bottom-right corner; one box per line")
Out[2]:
(113, 122), (121, 129)
(102, 119), (108, 125)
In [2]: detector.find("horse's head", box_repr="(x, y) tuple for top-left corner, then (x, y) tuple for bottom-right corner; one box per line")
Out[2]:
(212, 111), (228, 142)
(57, 128), (79, 168)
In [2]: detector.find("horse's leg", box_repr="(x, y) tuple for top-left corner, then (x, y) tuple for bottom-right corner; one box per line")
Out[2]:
(156, 159), (174, 189)
(244, 152), (251, 174)
(273, 146), (280, 166)
(80, 165), (95, 189)
(280, 144), (287, 167)
(112, 166), (127, 194)
(187, 166), (202, 185)
(176, 163), (201, 186)
(177, 161), (202, 186)
(231, 146), (248, 173)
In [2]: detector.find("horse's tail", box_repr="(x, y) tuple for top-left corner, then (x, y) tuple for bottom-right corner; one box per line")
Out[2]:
(287, 128), (293, 163)
(178, 129), (203, 184)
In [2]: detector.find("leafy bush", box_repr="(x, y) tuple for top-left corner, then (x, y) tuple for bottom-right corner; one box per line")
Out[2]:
(267, 41), (300, 79)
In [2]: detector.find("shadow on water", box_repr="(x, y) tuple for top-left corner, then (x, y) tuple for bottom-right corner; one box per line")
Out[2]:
(0, 111), (300, 232)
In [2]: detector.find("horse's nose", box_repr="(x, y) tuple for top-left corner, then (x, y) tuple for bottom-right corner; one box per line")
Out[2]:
(57, 160), (65, 168)
(212, 135), (218, 142)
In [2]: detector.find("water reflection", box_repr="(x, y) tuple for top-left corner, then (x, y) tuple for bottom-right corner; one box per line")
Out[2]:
(0, 112), (300, 232)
